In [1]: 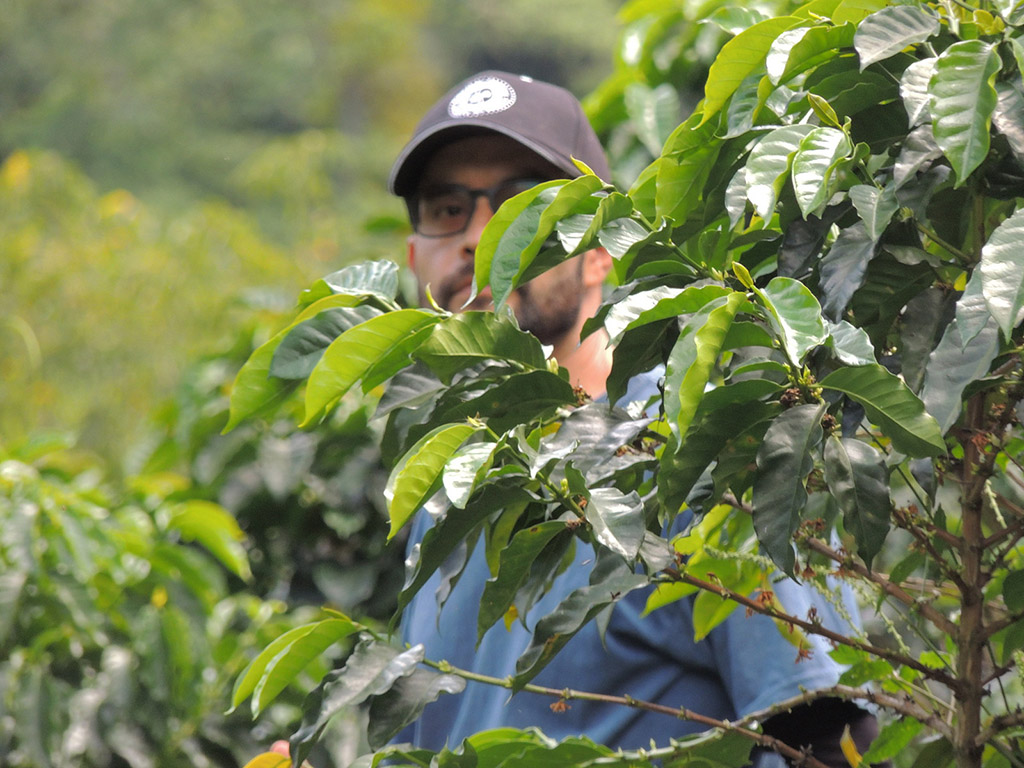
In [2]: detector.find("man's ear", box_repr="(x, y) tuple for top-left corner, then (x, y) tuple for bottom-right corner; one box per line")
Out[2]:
(582, 247), (613, 288)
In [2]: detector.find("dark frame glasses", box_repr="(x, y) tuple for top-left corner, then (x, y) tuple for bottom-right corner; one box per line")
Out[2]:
(408, 178), (545, 237)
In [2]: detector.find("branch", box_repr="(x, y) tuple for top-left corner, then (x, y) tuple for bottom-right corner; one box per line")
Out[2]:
(425, 658), (834, 768)
(663, 568), (960, 690)
(803, 538), (959, 637)
(976, 711), (1024, 748)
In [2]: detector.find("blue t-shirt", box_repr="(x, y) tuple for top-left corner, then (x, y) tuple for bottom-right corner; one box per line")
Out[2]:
(397, 369), (857, 753)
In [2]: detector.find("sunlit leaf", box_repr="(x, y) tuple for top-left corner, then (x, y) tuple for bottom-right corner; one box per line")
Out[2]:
(587, 487), (644, 560)
(625, 82), (682, 157)
(443, 443), (498, 509)
(820, 364), (945, 456)
(270, 305), (382, 380)
(994, 81), (1024, 157)
(665, 292), (746, 442)
(414, 311), (547, 383)
(240, 754), (291, 768)
(320, 259), (401, 302)
(745, 124), (816, 223)
(900, 58), (937, 128)
(700, 17), (806, 123)
(826, 319), (876, 366)
(385, 422), (481, 539)
(604, 284), (732, 345)
(930, 40), (1001, 185)
(757, 276), (829, 367)
(849, 184), (899, 241)
(792, 126), (852, 218)
(979, 208), (1024, 339)
(767, 23), (855, 85)
(303, 309), (439, 425)
(861, 718), (924, 765)
(854, 5), (940, 69)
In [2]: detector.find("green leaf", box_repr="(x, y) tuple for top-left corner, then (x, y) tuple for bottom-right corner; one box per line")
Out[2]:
(475, 180), (567, 299)
(292, 639), (422, 766)
(366, 668), (466, 750)
(385, 422), (481, 539)
(654, 116), (722, 224)
(757, 276), (828, 367)
(270, 305), (382, 380)
(414, 312), (547, 383)
(849, 184), (899, 241)
(443, 443), (497, 509)
(930, 40), (1001, 186)
(979, 208), (1024, 339)
(661, 729), (754, 768)
(745, 124), (816, 223)
(819, 221), (876, 320)
(752, 404), (824, 573)
(1004, 570), (1024, 613)
(994, 81), (1024, 158)
(900, 58), (937, 127)
(826, 319), (876, 366)
(168, 500), (251, 580)
(493, 177), (605, 307)
(587, 487), (644, 560)
(604, 284), (732, 345)
(513, 563), (649, 689)
(700, 17), (806, 123)
(625, 82), (681, 157)
(823, 436), (890, 567)
(665, 292), (746, 442)
(478, 521), (569, 641)
(303, 309), (439, 425)
(792, 127), (852, 218)
(921, 316), (1000, 435)
(820, 364), (945, 456)
(231, 617), (363, 717)
(854, 5), (940, 70)
(767, 23), (855, 85)
(862, 718), (924, 764)
(691, 560), (761, 640)
(320, 259), (400, 302)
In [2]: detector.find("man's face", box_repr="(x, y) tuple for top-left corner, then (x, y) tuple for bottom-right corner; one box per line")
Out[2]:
(406, 134), (586, 347)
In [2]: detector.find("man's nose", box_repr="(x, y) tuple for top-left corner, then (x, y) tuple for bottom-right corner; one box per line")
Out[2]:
(461, 197), (494, 253)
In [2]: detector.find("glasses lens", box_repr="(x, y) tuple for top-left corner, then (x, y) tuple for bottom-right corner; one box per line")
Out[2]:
(415, 187), (474, 237)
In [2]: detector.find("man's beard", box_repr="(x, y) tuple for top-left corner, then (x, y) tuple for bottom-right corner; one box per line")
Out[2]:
(435, 260), (584, 347)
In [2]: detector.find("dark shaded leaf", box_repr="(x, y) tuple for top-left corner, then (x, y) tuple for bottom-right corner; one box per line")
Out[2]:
(819, 221), (876, 320)
(752, 404), (824, 573)
(270, 305), (382, 380)
(367, 668), (466, 750)
(823, 436), (890, 567)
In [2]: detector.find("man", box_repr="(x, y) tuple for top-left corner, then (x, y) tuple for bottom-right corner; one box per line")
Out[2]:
(276, 70), (882, 767)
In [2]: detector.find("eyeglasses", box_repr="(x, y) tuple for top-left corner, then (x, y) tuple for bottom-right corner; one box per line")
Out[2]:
(408, 178), (544, 237)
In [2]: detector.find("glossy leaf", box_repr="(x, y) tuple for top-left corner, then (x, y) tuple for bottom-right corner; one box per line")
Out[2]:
(700, 17), (806, 123)
(224, 293), (364, 431)
(819, 364), (945, 456)
(752, 404), (824, 573)
(303, 309), (439, 425)
(231, 617), (363, 716)
(767, 23), (855, 85)
(414, 311), (547, 383)
(487, 176), (604, 308)
(385, 422), (481, 539)
(823, 436), (889, 567)
(900, 58), (937, 128)
(994, 81), (1024, 157)
(625, 82), (681, 157)
(861, 717), (924, 765)
(854, 5), (939, 69)
(587, 487), (644, 560)
(474, 180), (567, 300)
(292, 639), (423, 765)
(478, 521), (568, 640)
(270, 304), (382, 380)
(849, 184), (898, 241)
(513, 562), (649, 688)
(443, 442), (498, 509)
(321, 259), (401, 302)
(930, 40), (1001, 185)
(921, 317), (1000, 434)
(792, 127), (852, 218)
(819, 221), (876, 320)
(745, 124), (816, 223)
(758, 276), (829, 367)
(979, 207), (1024, 339)
(654, 116), (722, 224)
(664, 292), (745, 442)
(604, 284), (732, 345)
(826, 319), (876, 366)
(366, 667), (466, 750)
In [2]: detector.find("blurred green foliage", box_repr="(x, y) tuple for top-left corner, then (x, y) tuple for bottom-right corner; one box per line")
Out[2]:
(0, 0), (620, 464)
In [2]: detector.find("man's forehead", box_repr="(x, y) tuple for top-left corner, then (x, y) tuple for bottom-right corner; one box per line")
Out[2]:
(417, 134), (562, 187)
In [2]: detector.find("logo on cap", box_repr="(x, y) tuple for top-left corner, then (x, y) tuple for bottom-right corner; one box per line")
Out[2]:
(448, 76), (517, 118)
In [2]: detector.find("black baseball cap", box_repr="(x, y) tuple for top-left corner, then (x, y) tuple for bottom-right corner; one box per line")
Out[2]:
(388, 70), (610, 197)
